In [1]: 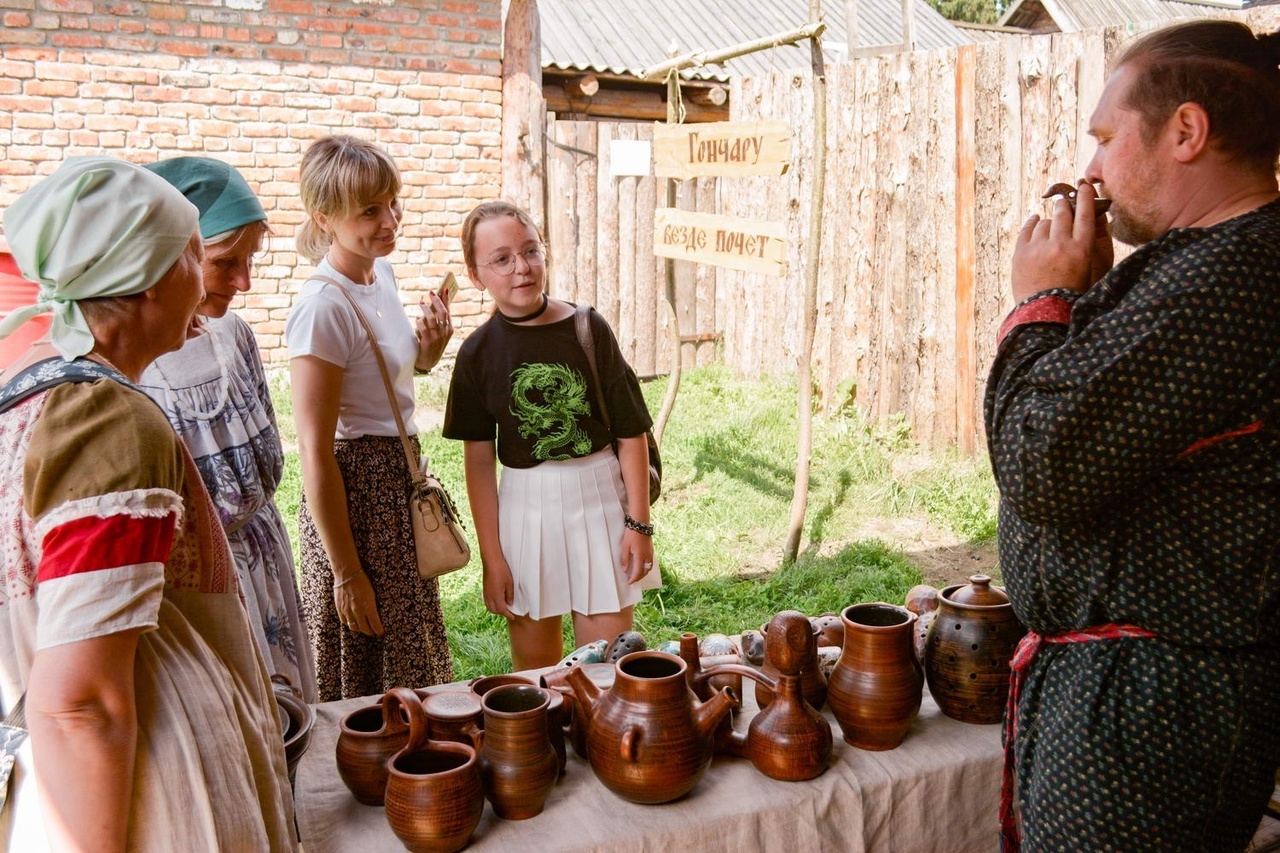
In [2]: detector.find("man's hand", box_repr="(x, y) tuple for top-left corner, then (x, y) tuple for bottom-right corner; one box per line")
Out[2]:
(1012, 182), (1113, 303)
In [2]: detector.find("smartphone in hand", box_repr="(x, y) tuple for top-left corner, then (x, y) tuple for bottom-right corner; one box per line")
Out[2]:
(439, 271), (459, 304)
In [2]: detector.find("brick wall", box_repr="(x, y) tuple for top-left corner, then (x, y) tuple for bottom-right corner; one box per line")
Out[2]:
(0, 0), (504, 363)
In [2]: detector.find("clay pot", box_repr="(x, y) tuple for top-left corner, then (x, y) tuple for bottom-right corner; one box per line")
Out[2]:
(336, 687), (421, 806)
(905, 584), (941, 617)
(756, 617), (827, 711)
(811, 613), (844, 649)
(384, 705), (484, 853)
(924, 575), (1026, 725)
(478, 684), (559, 820)
(827, 603), (923, 751)
(541, 662), (615, 760)
(423, 691), (484, 751)
(564, 651), (735, 804)
(271, 675), (315, 786)
(678, 632), (743, 709)
(699, 611), (833, 781)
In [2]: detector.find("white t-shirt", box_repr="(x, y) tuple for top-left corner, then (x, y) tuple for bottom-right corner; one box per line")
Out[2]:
(284, 257), (419, 439)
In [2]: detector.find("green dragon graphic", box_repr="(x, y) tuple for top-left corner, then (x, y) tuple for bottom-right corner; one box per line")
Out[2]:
(510, 362), (593, 460)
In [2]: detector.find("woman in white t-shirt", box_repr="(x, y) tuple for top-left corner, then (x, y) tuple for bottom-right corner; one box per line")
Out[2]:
(284, 136), (455, 701)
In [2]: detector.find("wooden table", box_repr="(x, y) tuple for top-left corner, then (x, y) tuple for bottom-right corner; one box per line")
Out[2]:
(294, 673), (1004, 853)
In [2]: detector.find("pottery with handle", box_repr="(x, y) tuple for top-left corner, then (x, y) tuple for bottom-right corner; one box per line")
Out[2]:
(335, 686), (420, 806)
(384, 699), (484, 853)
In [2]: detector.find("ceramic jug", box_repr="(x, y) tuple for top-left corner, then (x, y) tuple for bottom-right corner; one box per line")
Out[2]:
(698, 611), (833, 781)
(384, 696), (484, 853)
(477, 684), (559, 820)
(564, 650), (735, 804)
(827, 602), (923, 751)
(335, 686), (420, 806)
(923, 574), (1026, 724)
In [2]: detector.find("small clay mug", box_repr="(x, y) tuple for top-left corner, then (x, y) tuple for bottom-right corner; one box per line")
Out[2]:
(335, 687), (421, 806)
(469, 674), (536, 730)
(423, 691), (484, 751)
(384, 707), (484, 853)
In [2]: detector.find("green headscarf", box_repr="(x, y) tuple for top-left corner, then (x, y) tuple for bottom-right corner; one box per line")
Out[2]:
(144, 157), (267, 240)
(0, 156), (199, 360)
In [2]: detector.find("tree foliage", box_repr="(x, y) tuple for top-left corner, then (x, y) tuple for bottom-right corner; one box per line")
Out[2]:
(927, 0), (1001, 24)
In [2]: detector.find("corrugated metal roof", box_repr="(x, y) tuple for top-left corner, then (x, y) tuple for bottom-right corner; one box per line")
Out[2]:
(999, 0), (1244, 32)
(524, 0), (973, 82)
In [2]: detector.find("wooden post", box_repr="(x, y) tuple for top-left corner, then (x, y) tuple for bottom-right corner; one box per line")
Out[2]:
(845, 0), (859, 58)
(783, 5), (827, 564)
(654, 66), (683, 445)
(954, 46), (977, 453)
(502, 0), (545, 225)
(901, 0), (915, 51)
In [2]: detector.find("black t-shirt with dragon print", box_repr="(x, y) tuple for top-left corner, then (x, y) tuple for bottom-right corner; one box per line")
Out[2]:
(442, 305), (653, 469)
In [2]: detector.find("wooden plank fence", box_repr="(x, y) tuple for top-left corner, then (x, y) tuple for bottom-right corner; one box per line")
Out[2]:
(543, 11), (1277, 449)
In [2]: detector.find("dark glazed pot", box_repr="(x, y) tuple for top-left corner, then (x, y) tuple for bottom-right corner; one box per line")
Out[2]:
(924, 575), (1026, 725)
(335, 687), (420, 806)
(477, 684), (559, 820)
(827, 603), (923, 751)
(384, 705), (484, 853)
(564, 651), (735, 804)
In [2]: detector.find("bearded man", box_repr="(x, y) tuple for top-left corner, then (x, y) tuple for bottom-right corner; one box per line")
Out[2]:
(985, 19), (1280, 853)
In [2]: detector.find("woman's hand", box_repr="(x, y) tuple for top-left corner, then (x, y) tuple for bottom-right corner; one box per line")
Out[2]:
(415, 289), (454, 373)
(334, 569), (384, 636)
(620, 527), (655, 584)
(482, 558), (515, 618)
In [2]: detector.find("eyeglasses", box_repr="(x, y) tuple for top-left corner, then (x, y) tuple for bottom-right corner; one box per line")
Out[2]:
(481, 246), (545, 276)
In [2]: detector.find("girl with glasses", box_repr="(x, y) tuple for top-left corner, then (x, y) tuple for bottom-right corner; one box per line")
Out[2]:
(444, 200), (661, 670)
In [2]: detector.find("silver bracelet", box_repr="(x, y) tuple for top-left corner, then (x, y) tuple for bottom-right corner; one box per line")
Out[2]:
(334, 573), (361, 589)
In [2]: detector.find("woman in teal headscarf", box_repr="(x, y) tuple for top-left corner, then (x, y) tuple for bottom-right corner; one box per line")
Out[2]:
(0, 157), (296, 851)
(138, 157), (318, 704)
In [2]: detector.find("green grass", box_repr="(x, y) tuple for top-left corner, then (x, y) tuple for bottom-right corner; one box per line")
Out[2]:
(272, 365), (997, 679)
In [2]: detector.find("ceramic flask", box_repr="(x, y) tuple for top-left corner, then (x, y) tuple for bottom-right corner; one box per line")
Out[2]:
(335, 686), (419, 806)
(923, 575), (1026, 724)
(827, 602), (924, 750)
(477, 684), (560, 820)
(697, 610), (833, 781)
(564, 651), (735, 804)
(384, 693), (484, 853)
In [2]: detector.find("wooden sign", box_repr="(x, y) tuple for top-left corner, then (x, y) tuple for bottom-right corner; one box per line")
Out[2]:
(652, 120), (791, 179)
(653, 208), (787, 277)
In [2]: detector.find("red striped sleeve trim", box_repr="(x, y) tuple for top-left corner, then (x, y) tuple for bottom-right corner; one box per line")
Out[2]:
(997, 295), (1073, 347)
(39, 514), (177, 583)
(1178, 420), (1265, 459)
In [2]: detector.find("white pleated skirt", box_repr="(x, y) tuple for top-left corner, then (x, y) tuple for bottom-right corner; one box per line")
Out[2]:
(498, 447), (662, 620)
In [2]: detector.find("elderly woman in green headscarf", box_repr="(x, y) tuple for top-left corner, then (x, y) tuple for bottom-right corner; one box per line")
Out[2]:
(0, 157), (297, 852)
(136, 157), (318, 704)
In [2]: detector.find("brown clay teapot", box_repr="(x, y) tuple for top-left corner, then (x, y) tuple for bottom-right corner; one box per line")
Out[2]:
(923, 574), (1025, 725)
(564, 650), (735, 804)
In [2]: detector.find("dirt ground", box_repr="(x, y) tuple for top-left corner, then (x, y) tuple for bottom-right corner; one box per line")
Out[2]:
(853, 515), (999, 589)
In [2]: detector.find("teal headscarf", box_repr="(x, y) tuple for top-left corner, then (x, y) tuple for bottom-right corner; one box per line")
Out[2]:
(0, 156), (199, 360)
(144, 157), (266, 240)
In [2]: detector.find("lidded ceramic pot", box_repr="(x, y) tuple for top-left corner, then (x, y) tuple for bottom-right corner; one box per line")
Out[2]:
(923, 574), (1026, 725)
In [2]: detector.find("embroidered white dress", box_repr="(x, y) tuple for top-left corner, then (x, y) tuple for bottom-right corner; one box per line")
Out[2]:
(139, 313), (317, 702)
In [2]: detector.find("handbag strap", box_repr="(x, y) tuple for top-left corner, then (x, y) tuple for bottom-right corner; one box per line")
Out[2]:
(2, 695), (23, 730)
(313, 275), (425, 487)
(574, 305), (618, 448)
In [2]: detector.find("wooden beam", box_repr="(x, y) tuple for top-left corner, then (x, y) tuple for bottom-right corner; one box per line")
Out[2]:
(955, 45), (977, 452)
(640, 21), (826, 80)
(502, 0), (545, 222)
(687, 84), (728, 106)
(563, 74), (600, 98)
(542, 83), (727, 122)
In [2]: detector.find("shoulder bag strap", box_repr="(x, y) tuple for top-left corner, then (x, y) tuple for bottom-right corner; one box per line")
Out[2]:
(574, 304), (620, 454)
(313, 275), (425, 487)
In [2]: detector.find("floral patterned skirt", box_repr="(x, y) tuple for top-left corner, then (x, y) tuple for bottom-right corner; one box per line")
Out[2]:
(299, 434), (454, 702)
